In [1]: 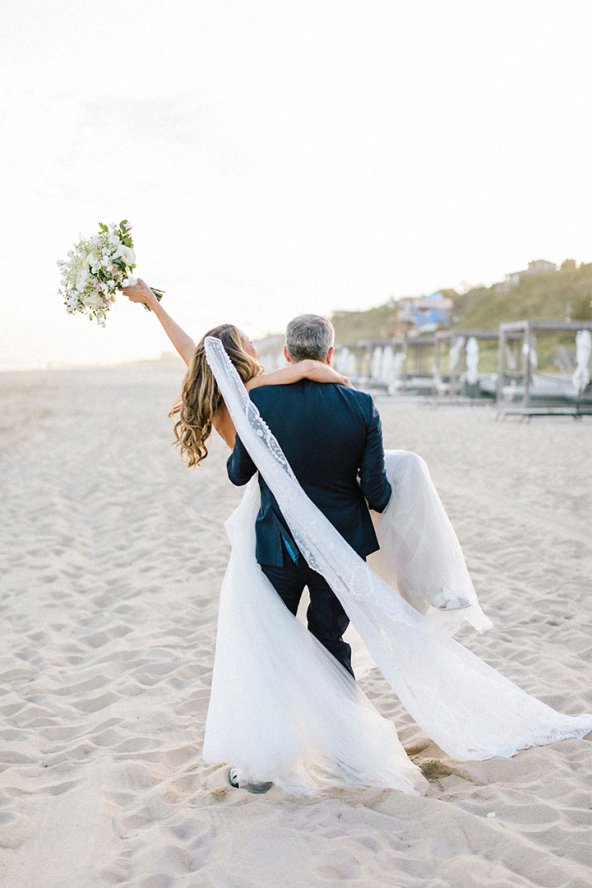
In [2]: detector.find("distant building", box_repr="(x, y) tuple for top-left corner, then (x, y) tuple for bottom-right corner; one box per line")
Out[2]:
(494, 258), (557, 292)
(526, 259), (557, 274)
(397, 291), (453, 334)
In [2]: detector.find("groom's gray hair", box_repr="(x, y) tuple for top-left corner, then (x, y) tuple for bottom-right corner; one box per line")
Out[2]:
(285, 314), (335, 362)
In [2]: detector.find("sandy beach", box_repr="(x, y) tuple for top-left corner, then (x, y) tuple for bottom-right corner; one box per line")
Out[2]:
(0, 362), (590, 888)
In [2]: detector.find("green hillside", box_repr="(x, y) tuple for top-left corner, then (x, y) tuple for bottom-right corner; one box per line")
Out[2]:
(331, 263), (592, 372)
(331, 300), (401, 343)
(451, 263), (592, 330)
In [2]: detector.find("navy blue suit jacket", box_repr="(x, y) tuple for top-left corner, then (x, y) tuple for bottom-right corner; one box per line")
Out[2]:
(226, 380), (392, 568)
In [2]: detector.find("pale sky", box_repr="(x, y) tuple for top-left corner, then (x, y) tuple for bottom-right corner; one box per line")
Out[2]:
(1, 0), (591, 369)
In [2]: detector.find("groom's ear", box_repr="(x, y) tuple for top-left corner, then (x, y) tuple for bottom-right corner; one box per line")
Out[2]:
(326, 345), (334, 365)
(284, 345), (292, 363)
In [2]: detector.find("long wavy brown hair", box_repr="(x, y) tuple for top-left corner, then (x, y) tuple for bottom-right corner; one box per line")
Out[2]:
(169, 324), (262, 467)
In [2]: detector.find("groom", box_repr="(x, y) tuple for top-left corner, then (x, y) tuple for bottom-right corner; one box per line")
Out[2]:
(227, 314), (392, 679)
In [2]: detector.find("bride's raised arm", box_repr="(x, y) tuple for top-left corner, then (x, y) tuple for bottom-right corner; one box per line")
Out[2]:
(123, 282), (352, 450)
(121, 278), (196, 366)
(121, 279), (350, 389)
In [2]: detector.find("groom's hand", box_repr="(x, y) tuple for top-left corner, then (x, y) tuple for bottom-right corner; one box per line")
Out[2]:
(359, 399), (392, 513)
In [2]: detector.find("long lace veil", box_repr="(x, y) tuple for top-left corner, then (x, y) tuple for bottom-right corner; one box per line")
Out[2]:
(204, 336), (592, 760)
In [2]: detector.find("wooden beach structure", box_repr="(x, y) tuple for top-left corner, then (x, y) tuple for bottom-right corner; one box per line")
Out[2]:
(496, 320), (592, 419)
(403, 335), (435, 390)
(256, 319), (592, 417)
(432, 329), (521, 399)
(335, 339), (404, 387)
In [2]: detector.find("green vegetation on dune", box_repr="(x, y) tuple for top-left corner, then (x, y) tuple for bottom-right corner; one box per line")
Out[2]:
(451, 264), (592, 331)
(331, 301), (401, 344)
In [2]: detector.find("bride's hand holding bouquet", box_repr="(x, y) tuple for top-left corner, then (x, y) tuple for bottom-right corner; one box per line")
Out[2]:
(57, 219), (163, 326)
(121, 277), (160, 310)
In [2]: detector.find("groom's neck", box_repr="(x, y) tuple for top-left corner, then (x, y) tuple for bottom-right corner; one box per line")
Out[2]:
(288, 354), (332, 366)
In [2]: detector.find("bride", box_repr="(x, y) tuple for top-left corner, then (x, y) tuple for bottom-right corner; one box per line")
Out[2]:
(123, 280), (592, 797)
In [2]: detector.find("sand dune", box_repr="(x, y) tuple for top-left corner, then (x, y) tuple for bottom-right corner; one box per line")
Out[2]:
(0, 365), (590, 887)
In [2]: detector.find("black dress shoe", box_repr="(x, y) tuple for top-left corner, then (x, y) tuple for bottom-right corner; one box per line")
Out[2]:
(228, 767), (273, 794)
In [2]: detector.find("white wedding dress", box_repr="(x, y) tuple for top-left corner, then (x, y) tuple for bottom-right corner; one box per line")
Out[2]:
(202, 337), (592, 796)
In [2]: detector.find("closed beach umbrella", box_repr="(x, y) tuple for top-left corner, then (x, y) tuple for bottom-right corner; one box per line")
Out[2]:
(466, 337), (480, 384)
(572, 329), (591, 395)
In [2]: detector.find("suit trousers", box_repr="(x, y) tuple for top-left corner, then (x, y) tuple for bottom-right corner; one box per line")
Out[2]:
(260, 556), (355, 679)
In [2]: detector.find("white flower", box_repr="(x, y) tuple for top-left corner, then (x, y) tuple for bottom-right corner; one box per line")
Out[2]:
(76, 271), (89, 291)
(122, 278), (129, 287)
(85, 248), (100, 268)
(113, 244), (136, 266)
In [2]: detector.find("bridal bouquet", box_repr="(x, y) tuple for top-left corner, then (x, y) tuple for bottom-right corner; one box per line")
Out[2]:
(57, 219), (164, 326)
